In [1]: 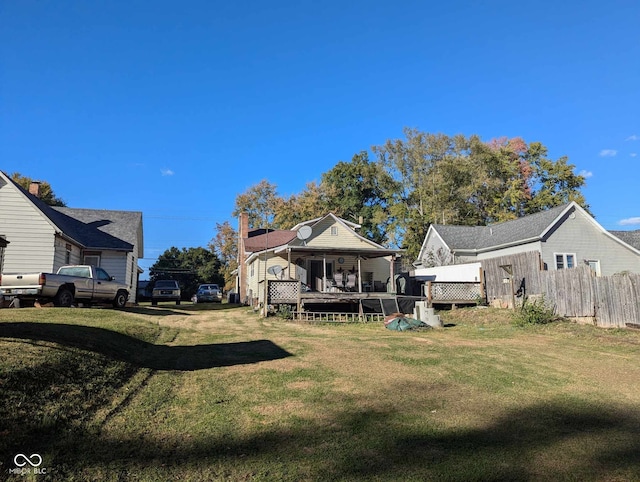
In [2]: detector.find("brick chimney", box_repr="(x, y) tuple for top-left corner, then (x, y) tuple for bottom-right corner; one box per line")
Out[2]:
(29, 181), (42, 198)
(238, 212), (249, 304)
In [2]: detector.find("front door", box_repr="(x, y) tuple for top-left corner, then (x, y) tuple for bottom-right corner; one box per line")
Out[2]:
(308, 260), (334, 291)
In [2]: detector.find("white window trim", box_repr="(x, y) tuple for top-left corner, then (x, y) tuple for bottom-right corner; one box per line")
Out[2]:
(554, 252), (577, 270)
(586, 259), (601, 277)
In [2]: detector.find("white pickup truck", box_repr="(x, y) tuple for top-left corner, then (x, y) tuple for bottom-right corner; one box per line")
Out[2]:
(0, 265), (129, 308)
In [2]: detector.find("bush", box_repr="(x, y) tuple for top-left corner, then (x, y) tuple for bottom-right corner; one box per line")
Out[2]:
(277, 304), (294, 320)
(512, 295), (557, 326)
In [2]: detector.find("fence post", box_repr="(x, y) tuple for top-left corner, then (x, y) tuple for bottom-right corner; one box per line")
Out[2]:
(479, 267), (486, 302)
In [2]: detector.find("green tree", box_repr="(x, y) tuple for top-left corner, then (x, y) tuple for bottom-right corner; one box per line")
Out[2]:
(320, 151), (397, 245)
(373, 129), (589, 261)
(273, 181), (330, 229)
(232, 180), (280, 229)
(11, 172), (66, 206)
(209, 221), (238, 291)
(149, 247), (223, 299)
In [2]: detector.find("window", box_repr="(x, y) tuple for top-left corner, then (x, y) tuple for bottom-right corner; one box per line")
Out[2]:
(555, 253), (576, 270)
(586, 260), (601, 276)
(84, 253), (101, 266)
(65, 243), (72, 264)
(330, 226), (338, 236)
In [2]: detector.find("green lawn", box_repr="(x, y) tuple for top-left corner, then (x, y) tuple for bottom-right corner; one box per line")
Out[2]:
(1, 304), (640, 481)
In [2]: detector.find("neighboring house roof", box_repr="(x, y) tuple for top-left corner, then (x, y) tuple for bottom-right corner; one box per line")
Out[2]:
(2, 171), (140, 253)
(430, 203), (571, 251)
(609, 230), (640, 251)
(54, 207), (143, 254)
(418, 202), (640, 266)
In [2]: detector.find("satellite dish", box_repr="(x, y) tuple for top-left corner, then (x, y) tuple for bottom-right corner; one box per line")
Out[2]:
(267, 265), (284, 278)
(296, 225), (312, 245)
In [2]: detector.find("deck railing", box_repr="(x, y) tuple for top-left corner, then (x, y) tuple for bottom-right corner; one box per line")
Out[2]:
(293, 311), (385, 323)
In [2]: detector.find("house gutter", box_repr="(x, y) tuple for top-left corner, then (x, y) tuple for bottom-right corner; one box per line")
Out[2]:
(452, 236), (542, 257)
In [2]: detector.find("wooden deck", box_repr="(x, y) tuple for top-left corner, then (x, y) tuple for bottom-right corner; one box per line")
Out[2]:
(299, 291), (397, 303)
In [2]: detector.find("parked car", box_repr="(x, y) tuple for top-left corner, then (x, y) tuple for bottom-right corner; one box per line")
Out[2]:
(194, 284), (222, 303)
(0, 265), (129, 308)
(151, 280), (181, 306)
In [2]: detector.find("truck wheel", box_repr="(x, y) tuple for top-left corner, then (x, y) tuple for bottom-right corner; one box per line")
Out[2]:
(113, 290), (128, 309)
(55, 288), (74, 307)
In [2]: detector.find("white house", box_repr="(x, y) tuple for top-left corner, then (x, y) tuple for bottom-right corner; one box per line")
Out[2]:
(237, 212), (401, 307)
(0, 171), (144, 301)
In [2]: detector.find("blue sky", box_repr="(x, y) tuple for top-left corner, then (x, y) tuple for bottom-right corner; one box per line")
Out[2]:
(2, 1), (638, 275)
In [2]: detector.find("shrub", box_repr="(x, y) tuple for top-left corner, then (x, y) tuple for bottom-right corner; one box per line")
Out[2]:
(512, 295), (557, 326)
(277, 304), (294, 320)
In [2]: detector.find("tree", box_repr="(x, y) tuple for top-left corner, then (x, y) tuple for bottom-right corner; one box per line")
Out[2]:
(232, 180), (280, 229)
(320, 151), (397, 245)
(11, 172), (66, 206)
(149, 247), (223, 299)
(373, 129), (589, 261)
(209, 221), (238, 291)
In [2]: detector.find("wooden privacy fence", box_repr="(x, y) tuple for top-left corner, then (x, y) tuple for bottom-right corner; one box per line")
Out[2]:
(482, 251), (640, 328)
(592, 274), (640, 328)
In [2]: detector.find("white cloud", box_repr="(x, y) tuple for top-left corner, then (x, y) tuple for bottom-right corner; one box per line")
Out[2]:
(626, 135), (639, 141)
(619, 217), (640, 226)
(161, 169), (175, 176)
(599, 149), (617, 157)
(631, 153), (637, 158)
(579, 170), (593, 178)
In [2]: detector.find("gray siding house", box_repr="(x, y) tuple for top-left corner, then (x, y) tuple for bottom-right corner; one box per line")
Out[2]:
(415, 202), (640, 276)
(0, 171), (144, 301)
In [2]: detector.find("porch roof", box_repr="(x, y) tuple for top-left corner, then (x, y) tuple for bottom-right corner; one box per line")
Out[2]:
(274, 245), (401, 259)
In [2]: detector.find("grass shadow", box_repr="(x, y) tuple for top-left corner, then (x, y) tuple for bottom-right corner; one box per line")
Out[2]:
(12, 398), (640, 480)
(0, 322), (293, 371)
(124, 303), (246, 316)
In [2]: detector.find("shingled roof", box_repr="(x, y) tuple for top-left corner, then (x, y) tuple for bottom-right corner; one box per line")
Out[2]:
(4, 172), (140, 252)
(432, 203), (572, 251)
(243, 230), (297, 252)
(53, 207), (142, 252)
(609, 230), (640, 251)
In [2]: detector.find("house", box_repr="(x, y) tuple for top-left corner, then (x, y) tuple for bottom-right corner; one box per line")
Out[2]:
(0, 171), (144, 302)
(414, 202), (640, 277)
(237, 212), (402, 311)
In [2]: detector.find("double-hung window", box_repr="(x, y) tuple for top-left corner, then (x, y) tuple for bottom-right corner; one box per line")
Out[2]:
(554, 253), (576, 270)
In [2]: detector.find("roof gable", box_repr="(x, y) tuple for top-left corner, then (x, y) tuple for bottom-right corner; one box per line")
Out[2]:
(288, 213), (385, 250)
(53, 207), (141, 253)
(1, 171), (139, 252)
(432, 203), (573, 252)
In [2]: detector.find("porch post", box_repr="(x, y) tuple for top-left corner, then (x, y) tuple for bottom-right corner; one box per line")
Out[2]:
(323, 254), (327, 292)
(357, 256), (362, 292)
(390, 255), (396, 293)
(287, 248), (292, 280)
